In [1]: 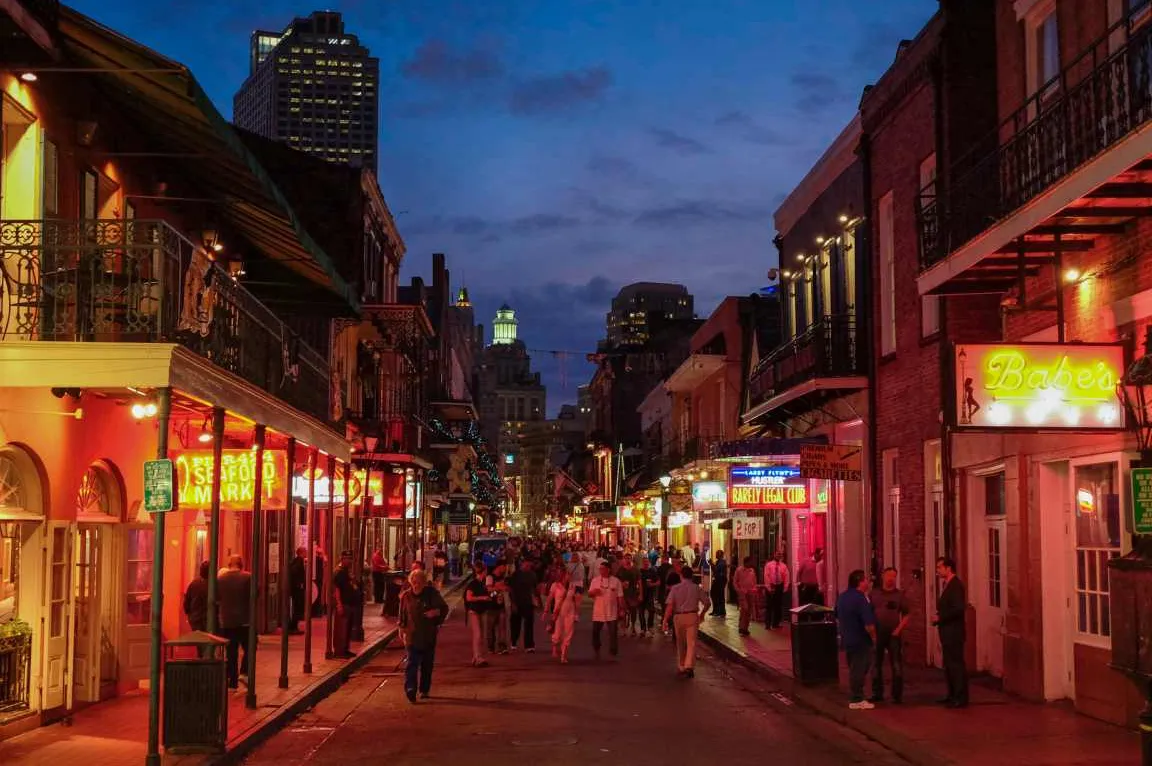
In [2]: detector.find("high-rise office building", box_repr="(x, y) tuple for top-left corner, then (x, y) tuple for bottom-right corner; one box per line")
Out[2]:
(233, 11), (379, 171)
(605, 282), (694, 347)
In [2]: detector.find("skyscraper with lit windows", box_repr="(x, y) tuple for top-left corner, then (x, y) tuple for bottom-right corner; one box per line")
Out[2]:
(233, 11), (379, 171)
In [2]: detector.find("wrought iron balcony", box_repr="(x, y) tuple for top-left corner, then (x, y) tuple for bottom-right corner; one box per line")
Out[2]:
(920, 9), (1152, 269)
(0, 219), (331, 423)
(0, 632), (31, 714)
(747, 314), (861, 408)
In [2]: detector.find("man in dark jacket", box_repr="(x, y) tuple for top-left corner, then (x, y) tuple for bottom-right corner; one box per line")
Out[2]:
(398, 568), (449, 703)
(933, 557), (969, 708)
(216, 555), (252, 688)
(288, 547), (307, 634)
(183, 561), (210, 631)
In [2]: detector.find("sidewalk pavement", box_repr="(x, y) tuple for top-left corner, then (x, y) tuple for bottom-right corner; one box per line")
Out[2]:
(0, 579), (465, 766)
(698, 609), (1139, 766)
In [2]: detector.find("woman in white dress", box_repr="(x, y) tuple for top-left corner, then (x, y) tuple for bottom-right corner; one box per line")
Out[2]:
(545, 568), (581, 663)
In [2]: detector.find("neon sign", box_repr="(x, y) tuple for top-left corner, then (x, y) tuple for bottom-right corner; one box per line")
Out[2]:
(728, 465), (807, 509)
(175, 450), (288, 511)
(955, 344), (1124, 429)
(617, 501), (660, 528)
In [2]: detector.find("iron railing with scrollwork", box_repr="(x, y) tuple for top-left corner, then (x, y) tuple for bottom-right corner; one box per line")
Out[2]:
(747, 314), (860, 408)
(0, 219), (331, 423)
(919, 5), (1152, 268)
(0, 633), (32, 714)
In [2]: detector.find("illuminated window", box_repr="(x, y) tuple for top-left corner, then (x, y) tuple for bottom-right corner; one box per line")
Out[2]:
(125, 529), (154, 625)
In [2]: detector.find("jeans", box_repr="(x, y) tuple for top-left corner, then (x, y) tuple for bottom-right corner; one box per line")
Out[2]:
(765, 585), (785, 628)
(710, 578), (727, 615)
(640, 597), (656, 632)
(510, 604), (535, 649)
(737, 591), (755, 633)
(592, 619), (618, 656)
(334, 608), (353, 656)
(467, 610), (488, 662)
(846, 645), (873, 703)
(873, 631), (904, 701)
(222, 626), (248, 687)
(371, 571), (386, 603)
(799, 583), (823, 606)
(941, 631), (969, 704)
(487, 602), (510, 652)
(673, 613), (700, 670)
(404, 645), (436, 696)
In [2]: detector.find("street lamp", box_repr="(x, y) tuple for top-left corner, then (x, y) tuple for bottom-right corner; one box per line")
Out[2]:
(659, 475), (671, 550)
(1113, 325), (1152, 765)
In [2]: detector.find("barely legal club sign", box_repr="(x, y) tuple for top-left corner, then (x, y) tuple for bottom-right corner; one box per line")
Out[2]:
(954, 343), (1124, 430)
(728, 466), (808, 509)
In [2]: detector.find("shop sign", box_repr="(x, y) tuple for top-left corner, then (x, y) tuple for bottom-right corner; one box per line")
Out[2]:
(733, 516), (764, 540)
(667, 510), (694, 528)
(728, 466), (808, 509)
(143, 459), (174, 513)
(617, 501), (660, 528)
(953, 343), (1124, 430)
(692, 481), (726, 511)
(174, 450), (288, 512)
(800, 444), (863, 481)
(1130, 468), (1152, 534)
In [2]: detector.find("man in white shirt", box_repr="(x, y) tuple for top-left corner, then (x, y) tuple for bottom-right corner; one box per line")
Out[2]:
(587, 561), (623, 660)
(763, 552), (790, 629)
(662, 565), (711, 678)
(680, 543), (696, 568)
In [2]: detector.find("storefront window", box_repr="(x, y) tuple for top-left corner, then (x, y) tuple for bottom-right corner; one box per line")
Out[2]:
(126, 529), (154, 625)
(76, 466), (113, 518)
(1073, 463), (1122, 639)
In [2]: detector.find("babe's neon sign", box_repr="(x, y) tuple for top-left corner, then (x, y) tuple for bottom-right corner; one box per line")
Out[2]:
(955, 344), (1124, 430)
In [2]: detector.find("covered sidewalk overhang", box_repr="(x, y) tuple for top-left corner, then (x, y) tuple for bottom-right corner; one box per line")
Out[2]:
(49, 8), (360, 313)
(0, 341), (351, 458)
(742, 376), (868, 426)
(665, 353), (726, 393)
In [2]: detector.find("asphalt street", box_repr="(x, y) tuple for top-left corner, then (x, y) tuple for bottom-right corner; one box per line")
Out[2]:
(243, 603), (911, 766)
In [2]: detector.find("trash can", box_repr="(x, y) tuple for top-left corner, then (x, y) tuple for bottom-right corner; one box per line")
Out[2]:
(162, 631), (228, 754)
(789, 603), (838, 684)
(384, 570), (406, 618)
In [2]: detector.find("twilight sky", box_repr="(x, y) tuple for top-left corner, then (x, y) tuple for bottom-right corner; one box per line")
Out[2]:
(71, 0), (936, 412)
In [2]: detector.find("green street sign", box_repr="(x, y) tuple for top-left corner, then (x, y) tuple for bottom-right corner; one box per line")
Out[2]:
(143, 459), (174, 514)
(1130, 467), (1152, 535)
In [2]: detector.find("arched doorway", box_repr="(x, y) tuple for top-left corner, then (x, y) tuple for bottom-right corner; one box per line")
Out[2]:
(0, 444), (45, 716)
(73, 463), (122, 704)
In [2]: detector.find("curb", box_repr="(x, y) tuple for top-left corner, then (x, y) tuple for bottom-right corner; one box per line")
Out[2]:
(206, 577), (470, 766)
(697, 630), (956, 766)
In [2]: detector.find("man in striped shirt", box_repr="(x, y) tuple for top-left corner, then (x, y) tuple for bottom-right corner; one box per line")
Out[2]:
(762, 552), (790, 629)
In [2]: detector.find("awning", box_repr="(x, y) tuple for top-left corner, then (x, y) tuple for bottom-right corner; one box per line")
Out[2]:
(665, 354), (725, 393)
(56, 8), (360, 312)
(0, 341), (351, 459)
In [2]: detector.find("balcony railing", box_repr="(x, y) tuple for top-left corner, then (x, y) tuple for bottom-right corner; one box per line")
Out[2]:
(748, 314), (860, 407)
(0, 633), (32, 714)
(919, 7), (1152, 268)
(0, 219), (331, 423)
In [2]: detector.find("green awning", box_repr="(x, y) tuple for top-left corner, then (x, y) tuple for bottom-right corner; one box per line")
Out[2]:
(56, 7), (361, 312)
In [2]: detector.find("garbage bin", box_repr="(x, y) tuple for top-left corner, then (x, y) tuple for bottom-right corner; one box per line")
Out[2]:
(162, 631), (228, 754)
(383, 570), (406, 618)
(789, 603), (838, 684)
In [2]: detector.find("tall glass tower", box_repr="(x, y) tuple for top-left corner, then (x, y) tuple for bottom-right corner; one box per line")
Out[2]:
(492, 304), (518, 345)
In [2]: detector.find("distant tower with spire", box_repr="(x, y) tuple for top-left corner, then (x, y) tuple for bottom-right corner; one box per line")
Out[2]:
(455, 285), (471, 307)
(492, 304), (519, 345)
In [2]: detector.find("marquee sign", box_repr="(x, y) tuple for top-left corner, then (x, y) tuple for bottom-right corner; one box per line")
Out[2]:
(728, 465), (808, 509)
(954, 343), (1124, 430)
(692, 481), (727, 511)
(617, 500), (661, 528)
(175, 450), (288, 512)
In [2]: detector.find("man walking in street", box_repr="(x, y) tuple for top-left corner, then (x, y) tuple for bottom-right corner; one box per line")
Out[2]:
(587, 560), (623, 660)
(566, 551), (586, 594)
(332, 550), (361, 659)
(934, 557), (969, 708)
(183, 561), (209, 632)
(618, 556), (641, 635)
(509, 558), (540, 652)
(217, 555), (252, 689)
(732, 556), (758, 635)
(797, 548), (825, 606)
(870, 566), (910, 703)
(398, 568), (449, 702)
(763, 551), (790, 629)
(662, 565), (711, 678)
(709, 550), (728, 617)
(836, 569), (877, 710)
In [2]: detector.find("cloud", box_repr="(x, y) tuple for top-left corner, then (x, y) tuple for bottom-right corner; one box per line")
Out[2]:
(509, 66), (612, 115)
(715, 111), (753, 127)
(407, 211), (583, 240)
(791, 71), (847, 115)
(508, 213), (582, 235)
(400, 39), (505, 85)
(649, 127), (710, 156)
(714, 111), (796, 146)
(633, 199), (767, 227)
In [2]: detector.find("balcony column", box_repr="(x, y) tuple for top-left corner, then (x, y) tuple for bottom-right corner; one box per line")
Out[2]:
(303, 447), (317, 674)
(325, 454), (336, 660)
(278, 437), (296, 689)
(145, 387), (172, 766)
(244, 424), (266, 710)
(205, 407), (226, 635)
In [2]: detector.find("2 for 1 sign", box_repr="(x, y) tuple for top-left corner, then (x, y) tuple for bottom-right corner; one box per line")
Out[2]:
(733, 516), (764, 540)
